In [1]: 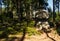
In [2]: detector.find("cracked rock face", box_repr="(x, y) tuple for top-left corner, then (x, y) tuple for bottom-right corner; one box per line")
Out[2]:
(33, 9), (49, 19)
(36, 21), (50, 30)
(34, 9), (50, 30)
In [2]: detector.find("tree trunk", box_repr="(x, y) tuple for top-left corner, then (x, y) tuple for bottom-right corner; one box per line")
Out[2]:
(53, 0), (56, 27)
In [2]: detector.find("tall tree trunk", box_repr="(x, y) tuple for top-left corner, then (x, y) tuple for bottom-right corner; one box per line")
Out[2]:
(53, 0), (56, 27)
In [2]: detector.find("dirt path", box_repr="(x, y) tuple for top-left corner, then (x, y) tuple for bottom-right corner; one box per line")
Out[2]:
(24, 29), (60, 41)
(0, 29), (60, 41)
(24, 33), (60, 41)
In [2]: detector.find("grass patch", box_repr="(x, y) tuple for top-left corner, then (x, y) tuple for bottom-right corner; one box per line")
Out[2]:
(26, 27), (41, 36)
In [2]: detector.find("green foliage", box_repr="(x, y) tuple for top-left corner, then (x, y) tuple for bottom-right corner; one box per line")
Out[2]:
(6, 27), (17, 34)
(55, 16), (60, 22)
(2, 0), (60, 38)
(55, 25), (60, 35)
(0, 31), (3, 35)
(28, 21), (35, 27)
(26, 27), (41, 36)
(56, 28), (60, 33)
(25, 0), (32, 4)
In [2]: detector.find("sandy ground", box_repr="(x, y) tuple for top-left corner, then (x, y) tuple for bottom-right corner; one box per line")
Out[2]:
(24, 29), (60, 41)
(0, 29), (60, 41)
(24, 33), (60, 41)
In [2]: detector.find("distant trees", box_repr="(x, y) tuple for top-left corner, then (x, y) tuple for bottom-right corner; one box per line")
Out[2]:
(0, 0), (60, 38)
(52, 0), (60, 27)
(53, 0), (60, 20)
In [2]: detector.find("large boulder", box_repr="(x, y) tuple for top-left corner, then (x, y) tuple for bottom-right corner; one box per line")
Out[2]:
(36, 21), (50, 30)
(33, 9), (49, 19)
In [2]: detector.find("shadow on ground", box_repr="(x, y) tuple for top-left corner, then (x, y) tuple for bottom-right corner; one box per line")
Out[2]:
(42, 28), (56, 41)
(0, 27), (26, 41)
(56, 22), (60, 36)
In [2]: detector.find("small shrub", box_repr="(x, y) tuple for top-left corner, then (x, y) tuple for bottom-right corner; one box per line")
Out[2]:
(26, 27), (41, 36)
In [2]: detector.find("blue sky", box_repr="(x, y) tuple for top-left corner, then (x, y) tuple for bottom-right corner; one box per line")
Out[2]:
(0, 0), (6, 8)
(48, 0), (60, 11)
(48, 0), (53, 11)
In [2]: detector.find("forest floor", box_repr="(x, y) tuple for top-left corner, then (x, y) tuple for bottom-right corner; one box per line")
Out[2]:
(24, 28), (60, 41)
(0, 28), (60, 41)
